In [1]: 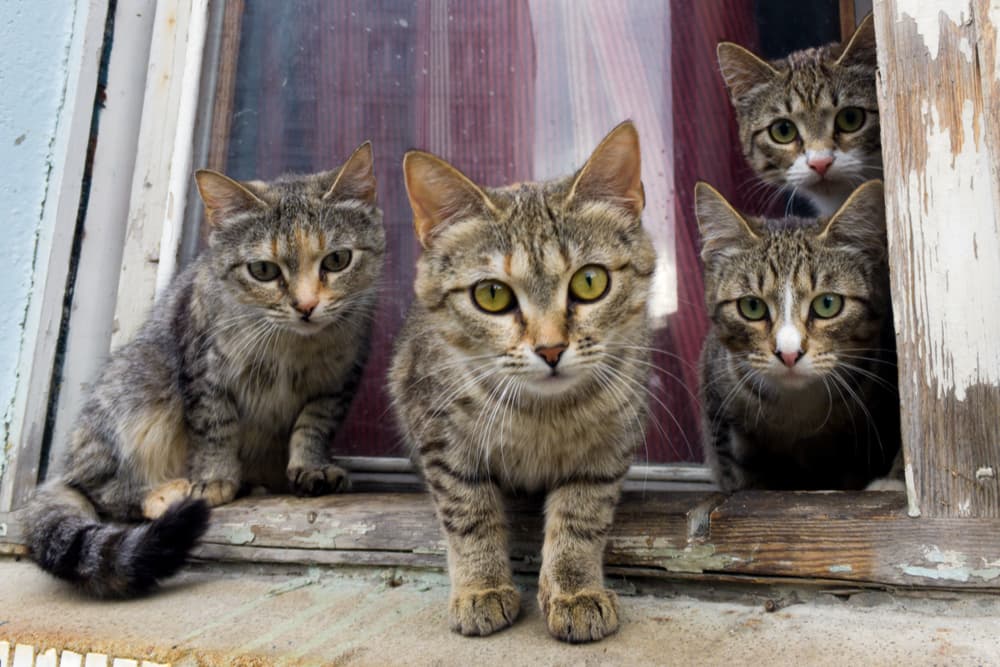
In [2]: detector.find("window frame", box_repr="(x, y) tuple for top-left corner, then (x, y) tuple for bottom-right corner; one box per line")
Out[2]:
(3, 0), (999, 592)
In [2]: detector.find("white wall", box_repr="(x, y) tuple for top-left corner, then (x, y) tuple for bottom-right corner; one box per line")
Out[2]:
(0, 1), (84, 472)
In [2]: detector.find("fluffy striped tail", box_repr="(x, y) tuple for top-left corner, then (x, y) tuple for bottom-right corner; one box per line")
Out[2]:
(24, 482), (210, 598)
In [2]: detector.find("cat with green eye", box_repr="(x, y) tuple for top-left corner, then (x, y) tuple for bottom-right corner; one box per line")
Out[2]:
(717, 14), (880, 217)
(389, 122), (655, 642)
(695, 179), (900, 491)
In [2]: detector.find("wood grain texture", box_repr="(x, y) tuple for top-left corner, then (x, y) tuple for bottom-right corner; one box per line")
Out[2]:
(873, 0), (1000, 517)
(166, 491), (1000, 589)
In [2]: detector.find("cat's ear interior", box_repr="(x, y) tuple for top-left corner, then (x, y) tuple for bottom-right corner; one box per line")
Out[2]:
(819, 180), (886, 255)
(195, 170), (267, 226)
(324, 140), (377, 206)
(694, 182), (759, 263)
(402, 151), (497, 248)
(836, 13), (877, 67)
(716, 42), (778, 98)
(566, 120), (644, 218)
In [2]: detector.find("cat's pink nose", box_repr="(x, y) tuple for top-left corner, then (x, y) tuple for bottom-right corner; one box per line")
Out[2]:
(807, 155), (834, 177)
(294, 299), (318, 318)
(777, 350), (803, 368)
(535, 343), (567, 368)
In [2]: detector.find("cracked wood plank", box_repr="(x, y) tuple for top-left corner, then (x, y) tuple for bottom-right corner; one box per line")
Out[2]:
(873, 0), (1000, 517)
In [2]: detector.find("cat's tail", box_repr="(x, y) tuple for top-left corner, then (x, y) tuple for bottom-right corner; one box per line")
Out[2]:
(23, 481), (210, 598)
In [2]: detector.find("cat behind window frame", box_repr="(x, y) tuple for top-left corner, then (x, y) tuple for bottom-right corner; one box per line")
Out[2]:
(696, 179), (900, 492)
(717, 14), (880, 217)
(24, 142), (385, 597)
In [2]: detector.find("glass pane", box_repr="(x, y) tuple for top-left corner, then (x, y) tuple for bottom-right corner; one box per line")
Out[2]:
(197, 0), (839, 462)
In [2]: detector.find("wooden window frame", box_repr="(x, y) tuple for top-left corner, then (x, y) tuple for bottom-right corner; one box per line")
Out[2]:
(2, 0), (999, 593)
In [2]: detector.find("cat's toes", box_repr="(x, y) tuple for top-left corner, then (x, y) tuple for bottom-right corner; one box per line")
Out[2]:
(544, 588), (620, 643)
(189, 479), (238, 507)
(449, 585), (520, 636)
(142, 479), (193, 519)
(287, 464), (350, 496)
(865, 476), (906, 492)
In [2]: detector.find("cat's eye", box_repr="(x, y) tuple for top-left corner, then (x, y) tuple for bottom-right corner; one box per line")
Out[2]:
(321, 249), (352, 273)
(472, 280), (516, 314)
(569, 265), (610, 303)
(737, 296), (769, 321)
(835, 107), (865, 133)
(768, 119), (799, 144)
(247, 261), (281, 282)
(811, 293), (844, 319)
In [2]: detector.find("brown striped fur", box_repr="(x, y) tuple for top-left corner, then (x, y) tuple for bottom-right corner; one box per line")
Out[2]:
(390, 122), (655, 642)
(696, 180), (900, 491)
(717, 15), (880, 216)
(24, 142), (385, 597)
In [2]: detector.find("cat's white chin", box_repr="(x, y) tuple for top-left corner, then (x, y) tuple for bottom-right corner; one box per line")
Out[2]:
(522, 371), (585, 397)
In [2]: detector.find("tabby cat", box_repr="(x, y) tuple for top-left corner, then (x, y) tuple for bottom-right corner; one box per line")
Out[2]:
(25, 142), (385, 597)
(389, 122), (655, 642)
(697, 179), (899, 491)
(717, 14), (880, 216)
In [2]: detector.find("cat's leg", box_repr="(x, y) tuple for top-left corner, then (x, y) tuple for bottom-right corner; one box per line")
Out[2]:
(286, 396), (351, 495)
(538, 479), (623, 643)
(424, 461), (519, 636)
(185, 389), (241, 508)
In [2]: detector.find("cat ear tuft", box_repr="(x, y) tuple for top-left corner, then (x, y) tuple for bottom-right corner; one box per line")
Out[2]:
(566, 120), (644, 218)
(694, 182), (759, 264)
(820, 180), (886, 255)
(195, 169), (267, 227)
(324, 140), (377, 206)
(717, 42), (779, 99)
(402, 150), (497, 248)
(837, 13), (877, 67)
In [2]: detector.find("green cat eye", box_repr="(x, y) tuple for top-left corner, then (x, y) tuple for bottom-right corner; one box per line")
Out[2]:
(248, 260), (281, 282)
(569, 265), (610, 302)
(835, 107), (865, 133)
(737, 296), (769, 321)
(811, 293), (844, 319)
(321, 249), (352, 273)
(768, 119), (799, 144)
(472, 280), (516, 314)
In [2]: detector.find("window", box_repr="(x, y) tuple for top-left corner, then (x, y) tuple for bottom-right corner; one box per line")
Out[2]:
(2, 0), (998, 592)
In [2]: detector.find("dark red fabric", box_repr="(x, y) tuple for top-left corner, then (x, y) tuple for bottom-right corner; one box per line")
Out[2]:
(221, 1), (760, 462)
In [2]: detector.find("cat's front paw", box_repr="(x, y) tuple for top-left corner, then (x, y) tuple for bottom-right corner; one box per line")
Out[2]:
(449, 585), (520, 636)
(142, 478), (193, 519)
(287, 464), (350, 496)
(189, 479), (238, 507)
(542, 588), (620, 643)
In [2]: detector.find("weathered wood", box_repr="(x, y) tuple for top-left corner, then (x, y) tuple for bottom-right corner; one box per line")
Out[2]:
(206, 0), (243, 172)
(6, 492), (1000, 589)
(840, 0), (857, 41)
(873, 0), (1000, 518)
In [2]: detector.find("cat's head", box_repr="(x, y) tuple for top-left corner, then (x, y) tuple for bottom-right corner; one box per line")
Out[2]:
(717, 15), (880, 210)
(402, 121), (656, 399)
(194, 141), (385, 336)
(696, 179), (888, 390)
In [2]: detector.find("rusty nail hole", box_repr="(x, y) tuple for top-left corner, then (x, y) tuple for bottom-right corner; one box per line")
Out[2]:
(307, 511), (317, 524)
(764, 599), (778, 613)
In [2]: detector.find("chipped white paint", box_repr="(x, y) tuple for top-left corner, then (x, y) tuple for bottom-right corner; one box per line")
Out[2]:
(828, 564), (854, 573)
(975, 466), (995, 481)
(958, 498), (972, 516)
(223, 524), (255, 545)
(904, 463), (921, 517)
(901, 544), (1000, 582)
(895, 98), (1000, 402)
(898, 0), (972, 58)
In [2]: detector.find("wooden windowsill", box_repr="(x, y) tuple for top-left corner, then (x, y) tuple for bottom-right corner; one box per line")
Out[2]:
(3, 488), (999, 590)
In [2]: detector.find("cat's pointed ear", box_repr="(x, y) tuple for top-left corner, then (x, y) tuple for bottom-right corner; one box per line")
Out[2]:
(324, 140), (377, 206)
(566, 120), (644, 218)
(717, 42), (778, 98)
(195, 169), (267, 227)
(694, 182), (759, 263)
(837, 13), (877, 67)
(402, 150), (497, 248)
(819, 180), (886, 255)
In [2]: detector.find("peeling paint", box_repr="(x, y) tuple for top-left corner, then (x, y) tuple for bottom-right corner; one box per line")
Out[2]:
(222, 524), (255, 545)
(900, 545), (1000, 583)
(645, 543), (741, 574)
(975, 466), (995, 481)
(828, 565), (853, 573)
(899, 0), (972, 58)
